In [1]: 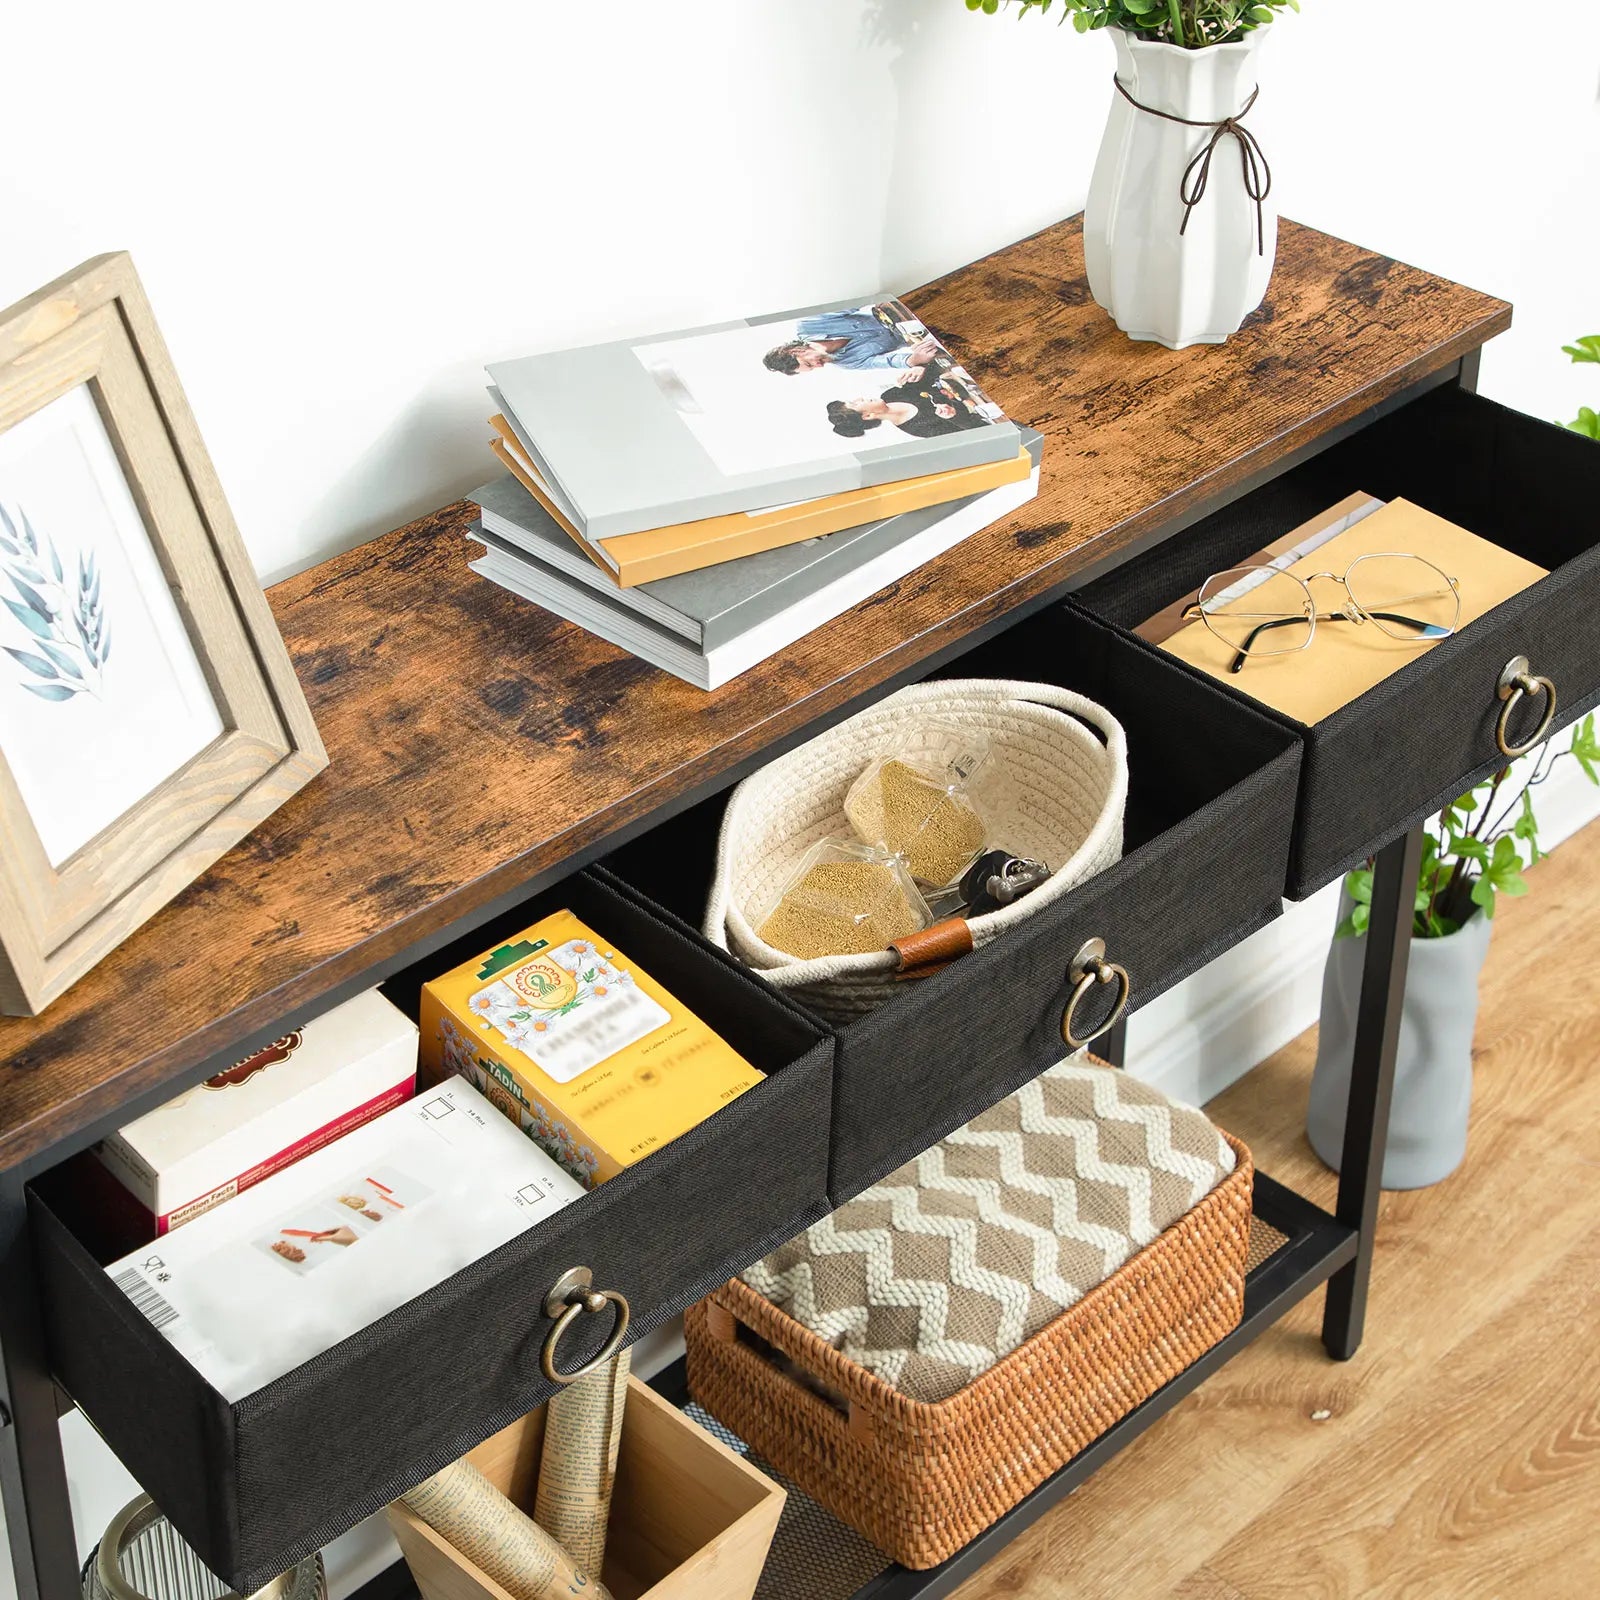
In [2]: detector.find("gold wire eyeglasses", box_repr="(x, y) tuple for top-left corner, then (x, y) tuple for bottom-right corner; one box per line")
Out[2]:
(1182, 552), (1462, 674)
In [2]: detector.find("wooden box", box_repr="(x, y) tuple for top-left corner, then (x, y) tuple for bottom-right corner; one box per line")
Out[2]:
(386, 1377), (784, 1600)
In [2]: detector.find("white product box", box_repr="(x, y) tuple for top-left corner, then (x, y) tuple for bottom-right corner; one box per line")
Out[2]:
(95, 988), (420, 1234)
(106, 1077), (586, 1400)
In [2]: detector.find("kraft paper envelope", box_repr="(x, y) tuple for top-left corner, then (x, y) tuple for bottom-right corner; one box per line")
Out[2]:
(1161, 498), (1548, 725)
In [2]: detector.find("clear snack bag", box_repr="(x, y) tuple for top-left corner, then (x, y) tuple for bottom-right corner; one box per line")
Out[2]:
(752, 837), (933, 960)
(844, 724), (999, 888)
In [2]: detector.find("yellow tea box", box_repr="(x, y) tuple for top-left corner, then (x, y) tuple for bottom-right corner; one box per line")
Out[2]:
(420, 909), (763, 1187)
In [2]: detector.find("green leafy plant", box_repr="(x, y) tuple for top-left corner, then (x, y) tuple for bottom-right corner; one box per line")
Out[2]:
(964, 0), (1298, 48)
(1563, 334), (1600, 440)
(1337, 714), (1600, 941)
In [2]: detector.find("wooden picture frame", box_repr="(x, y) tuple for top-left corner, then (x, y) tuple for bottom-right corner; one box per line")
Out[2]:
(0, 254), (327, 1015)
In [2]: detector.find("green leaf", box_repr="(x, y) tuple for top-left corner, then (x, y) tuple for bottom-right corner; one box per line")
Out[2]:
(30, 639), (82, 679)
(3, 597), (51, 640)
(1562, 335), (1600, 365)
(3, 645), (58, 680)
(1569, 714), (1600, 785)
(1450, 833), (1489, 863)
(20, 680), (76, 702)
(6, 570), (52, 619)
(1568, 407), (1600, 440)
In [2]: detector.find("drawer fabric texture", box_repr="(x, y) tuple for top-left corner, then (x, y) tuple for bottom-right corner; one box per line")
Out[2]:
(685, 1060), (1253, 1569)
(1073, 385), (1600, 898)
(28, 870), (833, 1592)
(604, 603), (1302, 1205)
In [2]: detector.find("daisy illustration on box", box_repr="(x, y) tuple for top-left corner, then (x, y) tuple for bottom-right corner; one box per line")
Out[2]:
(468, 939), (669, 1086)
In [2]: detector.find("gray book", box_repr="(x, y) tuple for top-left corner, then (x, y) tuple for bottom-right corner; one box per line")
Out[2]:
(471, 427), (1043, 655)
(468, 455), (1040, 690)
(486, 296), (1021, 540)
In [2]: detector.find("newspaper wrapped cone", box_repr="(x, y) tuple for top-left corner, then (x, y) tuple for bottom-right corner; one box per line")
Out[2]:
(535, 1350), (630, 1573)
(399, 1459), (611, 1600)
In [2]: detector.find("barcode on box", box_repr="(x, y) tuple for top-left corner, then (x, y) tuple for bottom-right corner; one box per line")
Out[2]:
(112, 1268), (179, 1332)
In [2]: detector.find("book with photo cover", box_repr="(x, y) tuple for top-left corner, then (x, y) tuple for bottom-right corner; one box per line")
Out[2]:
(488, 410), (1033, 586)
(467, 446), (1041, 690)
(486, 296), (1021, 540)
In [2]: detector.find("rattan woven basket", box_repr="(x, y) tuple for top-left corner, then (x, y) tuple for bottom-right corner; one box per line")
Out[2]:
(703, 678), (1128, 1022)
(685, 1132), (1253, 1570)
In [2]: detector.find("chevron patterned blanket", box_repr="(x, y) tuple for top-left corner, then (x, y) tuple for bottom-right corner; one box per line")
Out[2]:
(743, 1061), (1237, 1402)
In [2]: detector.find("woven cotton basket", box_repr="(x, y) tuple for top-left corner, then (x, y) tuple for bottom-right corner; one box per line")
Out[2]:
(704, 679), (1128, 1021)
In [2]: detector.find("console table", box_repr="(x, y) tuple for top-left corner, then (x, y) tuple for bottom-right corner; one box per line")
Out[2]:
(8, 214), (1565, 1600)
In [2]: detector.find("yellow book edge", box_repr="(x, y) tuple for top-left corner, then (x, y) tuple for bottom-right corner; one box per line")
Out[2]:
(487, 414), (1032, 588)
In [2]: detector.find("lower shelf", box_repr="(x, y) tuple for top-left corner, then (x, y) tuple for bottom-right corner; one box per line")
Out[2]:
(359, 1172), (1354, 1600)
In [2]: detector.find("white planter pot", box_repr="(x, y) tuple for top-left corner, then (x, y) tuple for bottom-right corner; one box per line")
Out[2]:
(1084, 30), (1277, 350)
(1306, 899), (1494, 1190)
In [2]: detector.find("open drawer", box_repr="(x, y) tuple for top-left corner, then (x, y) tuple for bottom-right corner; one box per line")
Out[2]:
(27, 870), (831, 1593)
(603, 605), (1302, 1204)
(1071, 385), (1600, 898)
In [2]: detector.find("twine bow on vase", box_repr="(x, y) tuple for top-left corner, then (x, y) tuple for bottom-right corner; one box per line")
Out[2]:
(1114, 78), (1273, 256)
(1083, 30), (1280, 351)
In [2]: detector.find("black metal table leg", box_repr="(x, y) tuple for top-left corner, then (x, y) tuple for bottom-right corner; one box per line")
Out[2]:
(1097, 1016), (1129, 1069)
(0, 1173), (80, 1600)
(1321, 827), (1422, 1361)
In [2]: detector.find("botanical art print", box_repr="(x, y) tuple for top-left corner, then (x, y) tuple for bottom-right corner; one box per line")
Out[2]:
(1, 501), (112, 703)
(0, 384), (223, 868)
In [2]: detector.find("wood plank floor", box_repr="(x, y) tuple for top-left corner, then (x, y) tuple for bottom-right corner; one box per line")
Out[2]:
(954, 821), (1600, 1600)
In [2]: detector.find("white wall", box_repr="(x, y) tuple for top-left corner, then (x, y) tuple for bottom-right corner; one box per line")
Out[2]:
(2, 3), (1597, 1597)
(2, 2), (1593, 584)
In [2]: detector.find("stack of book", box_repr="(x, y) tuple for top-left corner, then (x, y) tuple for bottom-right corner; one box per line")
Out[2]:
(471, 297), (1040, 688)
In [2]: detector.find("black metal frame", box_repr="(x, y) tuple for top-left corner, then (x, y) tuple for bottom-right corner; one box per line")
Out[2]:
(0, 352), (1468, 1600)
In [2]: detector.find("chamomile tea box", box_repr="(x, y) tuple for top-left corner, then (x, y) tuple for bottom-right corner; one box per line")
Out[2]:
(419, 909), (763, 1187)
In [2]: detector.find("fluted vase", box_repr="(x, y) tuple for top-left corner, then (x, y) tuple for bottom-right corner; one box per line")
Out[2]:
(1084, 29), (1276, 350)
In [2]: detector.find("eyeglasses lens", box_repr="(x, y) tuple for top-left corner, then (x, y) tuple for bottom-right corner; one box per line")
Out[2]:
(1346, 555), (1459, 641)
(1196, 566), (1313, 657)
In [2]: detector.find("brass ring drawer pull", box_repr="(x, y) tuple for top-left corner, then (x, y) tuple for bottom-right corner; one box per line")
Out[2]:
(1061, 937), (1132, 1051)
(541, 1267), (631, 1385)
(1496, 655), (1557, 758)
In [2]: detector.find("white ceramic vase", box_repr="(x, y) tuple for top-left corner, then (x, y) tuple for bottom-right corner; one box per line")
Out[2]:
(1084, 29), (1276, 350)
(1306, 898), (1494, 1190)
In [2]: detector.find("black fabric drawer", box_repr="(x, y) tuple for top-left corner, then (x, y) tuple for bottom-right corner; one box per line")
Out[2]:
(28, 870), (832, 1592)
(1073, 385), (1600, 898)
(603, 605), (1302, 1205)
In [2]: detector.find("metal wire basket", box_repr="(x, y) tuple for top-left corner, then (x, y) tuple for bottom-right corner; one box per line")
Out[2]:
(83, 1497), (326, 1600)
